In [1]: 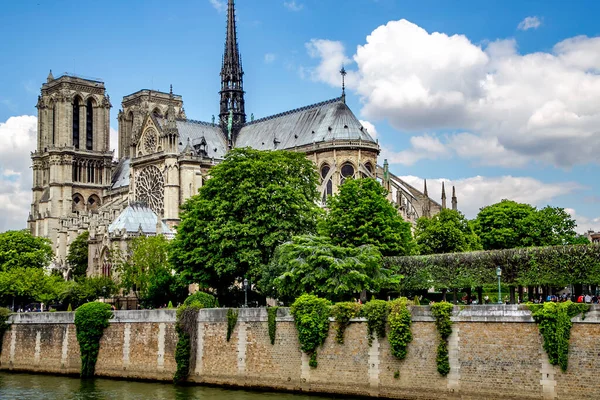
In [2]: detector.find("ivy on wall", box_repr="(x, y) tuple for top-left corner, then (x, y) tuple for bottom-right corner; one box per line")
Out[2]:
(388, 298), (412, 359)
(226, 309), (239, 342)
(74, 302), (113, 378)
(267, 307), (279, 345)
(527, 301), (589, 371)
(330, 302), (362, 344)
(361, 299), (390, 346)
(430, 302), (454, 376)
(0, 307), (10, 355)
(290, 294), (331, 368)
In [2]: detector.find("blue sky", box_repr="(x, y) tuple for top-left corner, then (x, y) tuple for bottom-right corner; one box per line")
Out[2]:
(1, 0), (600, 231)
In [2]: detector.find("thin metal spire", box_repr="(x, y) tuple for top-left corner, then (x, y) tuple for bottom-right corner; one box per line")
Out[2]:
(340, 66), (347, 103)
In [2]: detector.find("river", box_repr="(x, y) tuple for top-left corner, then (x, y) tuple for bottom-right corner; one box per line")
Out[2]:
(0, 372), (356, 400)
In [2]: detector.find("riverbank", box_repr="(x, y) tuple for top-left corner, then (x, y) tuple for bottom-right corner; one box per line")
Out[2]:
(1, 305), (599, 399)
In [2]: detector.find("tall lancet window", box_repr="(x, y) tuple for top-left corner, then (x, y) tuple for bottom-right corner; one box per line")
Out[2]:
(86, 99), (93, 150)
(51, 104), (56, 145)
(72, 97), (80, 148)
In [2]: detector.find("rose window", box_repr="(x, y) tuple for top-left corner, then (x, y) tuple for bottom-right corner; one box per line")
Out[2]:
(135, 165), (164, 215)
(143, 129), (157, 154)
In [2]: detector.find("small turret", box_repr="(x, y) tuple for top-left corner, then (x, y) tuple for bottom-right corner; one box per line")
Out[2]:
(441, 182), (447, 209)
(47, 70), (54, 83)
(452, 185), (457, 211)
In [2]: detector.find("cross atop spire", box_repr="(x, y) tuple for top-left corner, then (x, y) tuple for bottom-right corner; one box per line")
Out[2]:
(220, 0), (246, 145)
(340, 66), (347, 103)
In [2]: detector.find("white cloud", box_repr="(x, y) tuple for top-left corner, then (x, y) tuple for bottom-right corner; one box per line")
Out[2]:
(382, 134), (449, 166)
(565, 208), (600, 234)
(264, 53), (276, 64)
(518, 16), (542, 31)
(209, 0), (226, 13)
(358, 119), (378, 139)
(304, 20), (600, 168)
(284, 1), (303, 11)
(399, 175), (581, 220)
(0, 115), (37, 232)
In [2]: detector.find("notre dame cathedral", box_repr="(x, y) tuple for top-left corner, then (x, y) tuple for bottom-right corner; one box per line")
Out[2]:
(28, 0), (454, 277)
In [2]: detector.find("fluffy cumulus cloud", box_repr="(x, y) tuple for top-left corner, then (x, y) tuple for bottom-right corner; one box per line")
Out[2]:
(305, 20), (600, 168)
(517, 16), (542, 31)
(358, 119), (378, 139)
(0, 115), (37, 231)
(400, 174), (582, 219)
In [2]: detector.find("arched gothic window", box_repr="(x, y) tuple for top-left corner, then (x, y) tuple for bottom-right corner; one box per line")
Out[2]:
(86, 99), (93, 150)
(101, 248), (111, 277)
(72, 97), (80, 148)
(51, 103), (56, 145)
(340, 163), (355, 185)
(321, 164), (333, 205)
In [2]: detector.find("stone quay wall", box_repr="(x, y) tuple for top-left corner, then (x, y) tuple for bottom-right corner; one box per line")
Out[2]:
(1, 305), (600, 400)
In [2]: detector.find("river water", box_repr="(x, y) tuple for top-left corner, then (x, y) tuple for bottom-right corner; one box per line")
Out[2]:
(0, 372), (356, 400)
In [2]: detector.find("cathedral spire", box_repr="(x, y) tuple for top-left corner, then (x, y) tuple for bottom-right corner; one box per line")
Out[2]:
(441, 181), (447, 209)
(340, 66), (347, 103)
(452, 185), (457, 211)
(423, 179), (428, 197)
(220, 0), (245, 145)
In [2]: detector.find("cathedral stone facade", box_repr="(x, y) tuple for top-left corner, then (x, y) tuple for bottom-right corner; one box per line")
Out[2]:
(28, 0), (454, 277)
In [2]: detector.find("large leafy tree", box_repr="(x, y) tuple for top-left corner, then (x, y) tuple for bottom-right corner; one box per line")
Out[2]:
(0, 230), (53, 271)
(319, 178), (415, 256)
(116, 235), (186, 308)
(258, 235), (387, 303)
(415, 209), (482, 255)
(66, 231), (90, 279)
(170, 148), (321, 298)
(532, 206), (580, 246)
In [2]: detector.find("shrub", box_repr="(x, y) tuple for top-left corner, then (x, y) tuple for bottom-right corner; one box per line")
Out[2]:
(74, 302), (113, 378)
(388, 298), (412, 359)
(290, 294), (331, 368)
(267, 307), (279, 345)
(330, 302), (362, 344)
(183, 291), (218, 308)
(361, 299), (390, 345)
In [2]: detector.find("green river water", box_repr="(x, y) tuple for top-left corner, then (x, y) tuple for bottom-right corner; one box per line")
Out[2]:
(0, 372), (356, 400)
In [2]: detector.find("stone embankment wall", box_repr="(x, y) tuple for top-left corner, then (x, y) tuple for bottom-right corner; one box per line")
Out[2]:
(1, 305), (600, 400)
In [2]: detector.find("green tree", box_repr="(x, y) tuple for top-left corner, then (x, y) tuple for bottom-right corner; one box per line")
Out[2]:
(532, 206), (579, 246)
(59, 276), (118, 308)
(116, 235), (186, 307)
(258, 235), (387, 302)
(0, 267), (66, 308)
(319, 178), (414, 256)
(415, 209), (482, 255)
(170, 148), (321, 300)
(66, 231), (90, 279)
(0, 230), (53, 271)
(473, 200), (538, 250)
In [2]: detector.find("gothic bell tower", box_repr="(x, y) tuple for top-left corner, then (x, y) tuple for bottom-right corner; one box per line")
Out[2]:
(29, 72), (113, 261)
(219, 0), (246, 146)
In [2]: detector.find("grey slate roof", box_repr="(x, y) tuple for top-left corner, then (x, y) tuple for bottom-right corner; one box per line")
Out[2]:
(156, 117), (228, 159)
(236, 97), (376, 150)
(108, 203), (172, 234)
(111, 158), (130, 190)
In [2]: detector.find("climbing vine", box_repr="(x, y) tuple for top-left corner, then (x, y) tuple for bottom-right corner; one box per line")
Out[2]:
(174, 292), (217, 383)
(361, 299), (390, 346)
(430, 302), (454, 376)
(290, 294), (331, 368)
(74, 302), (113, 378)
(226, 308), (239, 342)
(267, 307), (279, 345)
(527, 301), (589, 371)
(388, 298), (412, 359)
(330, 302), (362, 344)
(0, 307), (10, 355)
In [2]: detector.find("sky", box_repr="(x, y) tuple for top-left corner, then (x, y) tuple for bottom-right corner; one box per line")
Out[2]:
(1, 0), (600, 232)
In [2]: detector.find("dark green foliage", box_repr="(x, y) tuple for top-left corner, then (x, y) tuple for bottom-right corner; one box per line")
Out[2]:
(290, 294), (331, 368)
(184, 291), (219, 308)
(415, 209), (482, 255)
(388, 298), (412, 359)
(361, 299), (390, 345)
(0, 230), (53, 271)
(66, 231), (90, 279)
(259, 235), (384, 302)
(527, 301), (589, 371)
(431, 302), (454, 376)
(0, 307), (10, 354)
(267, 307), (279, 345)
(174, 302), (202, 383)
(74, 302), (113, 378)
(319, 178), (415, 256)
(330, 302), (362, 344)
(226, 309), (239, 342)
(170, 148), (321, 301)
(60, 276), (118, 308)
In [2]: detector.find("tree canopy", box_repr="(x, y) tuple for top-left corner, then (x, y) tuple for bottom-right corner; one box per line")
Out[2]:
(67, 231), (90, 279)
(319, 178), (415, 256)
(169, 148), (321, 299)
(258, 235), (386, 303)
(0, 230), (53, 271)
(414, 209), (482, 255)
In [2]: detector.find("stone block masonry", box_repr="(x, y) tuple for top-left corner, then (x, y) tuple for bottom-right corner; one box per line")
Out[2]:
(1, 305), (600, 399)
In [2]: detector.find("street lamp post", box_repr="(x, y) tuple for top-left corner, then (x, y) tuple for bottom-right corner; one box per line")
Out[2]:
(243, 278), (248, 308)
(496, 267), (502, 304)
